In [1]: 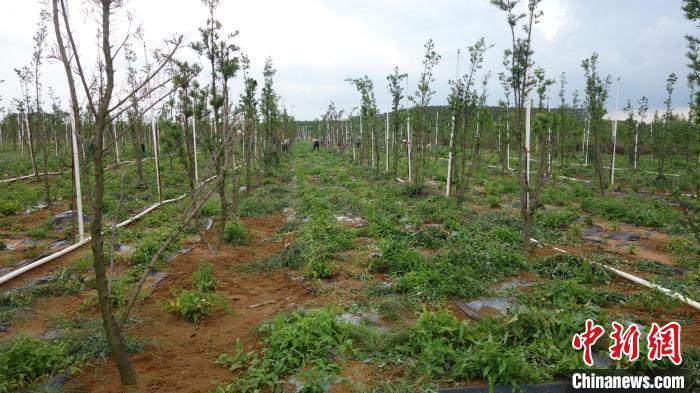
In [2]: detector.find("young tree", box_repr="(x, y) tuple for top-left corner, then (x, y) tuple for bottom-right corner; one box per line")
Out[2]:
(346, 76), (378, 169)
(52, 0), (183, 384)
(31, 8), (52, 208)
(491, 0), (543, 249)
(657, 73), (678, 179)
(14, 66), (37, 177)
(386, 67), (407, 176)
(260, 57), (280, 166)
(635, 96), (649, 169)
(240, 55), (258, 190)
(409, 39), (441, 188)
(581, 53), (612, 196)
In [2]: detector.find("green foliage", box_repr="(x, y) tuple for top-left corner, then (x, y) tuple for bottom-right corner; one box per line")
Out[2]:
(484, 195), (501, 208)
(57, 317), (147, 360)
(484, 176), (519, 196)
(667, 235), (696, 256)
(535, 207), (579, 229)
(304, 256), (333, 279)
(27, 224), (51, 240)
(170, 263), (228, 323)
(215, 307), (353, 392)
(370, 307), (590, 388)
(239, 197), (285, 217)
(488, 226), (521, 247)
(0, 199), (21, 216)
(629, 288), (681, 312)
(518, 279), (626, 308)
(0, 334), (73, 392)
(192, 262), (217, 292)
(412, 226), (448, 249)
(581, 196), (680, 228)
(169, 288), (227, 324)
(533, 254), (613, 284)
(199, 199), (222, 217)
(224, 220), (249, 245)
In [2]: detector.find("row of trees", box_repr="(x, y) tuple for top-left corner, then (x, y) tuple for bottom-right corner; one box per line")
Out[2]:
(307, 0), (699, 251)
(1, 0), (293, 385)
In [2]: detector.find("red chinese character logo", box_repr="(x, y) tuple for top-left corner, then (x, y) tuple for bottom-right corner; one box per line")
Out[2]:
(609, 322), (640, 362)
(647, 322), (682, 365)
(572, 319), (605, 366)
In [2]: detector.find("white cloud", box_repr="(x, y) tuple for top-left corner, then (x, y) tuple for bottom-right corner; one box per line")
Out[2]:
(537, 0), (567, 42)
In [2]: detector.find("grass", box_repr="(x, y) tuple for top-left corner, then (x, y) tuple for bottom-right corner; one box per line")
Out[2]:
(581, 195), (680, 229)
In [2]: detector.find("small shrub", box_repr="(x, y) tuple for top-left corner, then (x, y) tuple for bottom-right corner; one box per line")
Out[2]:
(169, 288), (227, 324)
(484, 195), (501, 208)
(304, 256), (332, 279)
(535, 207), (579, 229)
(224, 220), (249, 245)
(192, 262), (217, 292)
(533, 254), (613, 284)
(667, 236), (695, 256)
(629, 288), (680, 312)
(0, 334), (74, 392)
(0, 199), (21, 216)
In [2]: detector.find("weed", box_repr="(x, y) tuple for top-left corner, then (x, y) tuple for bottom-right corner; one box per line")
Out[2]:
(169, 288), (228, 323)
(535, 207), (579, 229)
(533, 254), (613, 284)
(223, 220), (249, 245)
(581, 196), (680, 228)
(518, 279), (626, 308)
(215, 307), (353, 392)
(629, 288), (681, 312)
(0, 334), (74, 392)
(192, 262), (217, 292)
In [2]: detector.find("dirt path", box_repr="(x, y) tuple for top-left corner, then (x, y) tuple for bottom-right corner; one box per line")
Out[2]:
(70, 213), (317, 393)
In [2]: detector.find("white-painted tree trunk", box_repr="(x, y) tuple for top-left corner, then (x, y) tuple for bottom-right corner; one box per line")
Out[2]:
(407, 116), (412, 182)
(385, 112), (389, 172)
(24, 115), (36, 175)
(610, 78), (620, 185)
(70, 108), (85, 242)
(525, 99), (531, 212)
(151, 116), (162, 202)
(113, 123), (120, 164)
(634, 122), (639, 169)
(193, 116), (199, 184)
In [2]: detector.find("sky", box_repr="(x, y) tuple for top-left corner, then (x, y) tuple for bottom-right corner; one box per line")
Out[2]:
(0, 0), (696, 121)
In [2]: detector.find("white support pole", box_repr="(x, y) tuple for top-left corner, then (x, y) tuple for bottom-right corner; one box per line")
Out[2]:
(611, 77), (620, 185)
(19, 115), (24, 155)
(634, 122), (639, 169)
(547, 94), (552, 177)
(112, 122), (120, 164)
(435, 111), (439, 151)
(385, 112), (389, 172)
(192, 116), (199, 183)
(69, 109), (85, 242)
(151, 115), (162, 202)
(584, 116), (590, 166)
(525, 98), (532, 212)
(506, 119), (510, 170)
(650, 121), (654, 162)
(407, 116), (412, 182)
(446, 48), (460, 197)
(360, 111), (363, 162)
(25, 115), (36, 176)
(351, 118), (356, 161)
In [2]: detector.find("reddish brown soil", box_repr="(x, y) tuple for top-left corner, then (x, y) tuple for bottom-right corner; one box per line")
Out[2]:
(68, 213), (320, 392)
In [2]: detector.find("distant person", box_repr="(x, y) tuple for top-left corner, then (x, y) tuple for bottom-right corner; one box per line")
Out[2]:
(141, 143), (146, 156)
(312, 138), (320, 151)
(281, 138), (291, 152)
